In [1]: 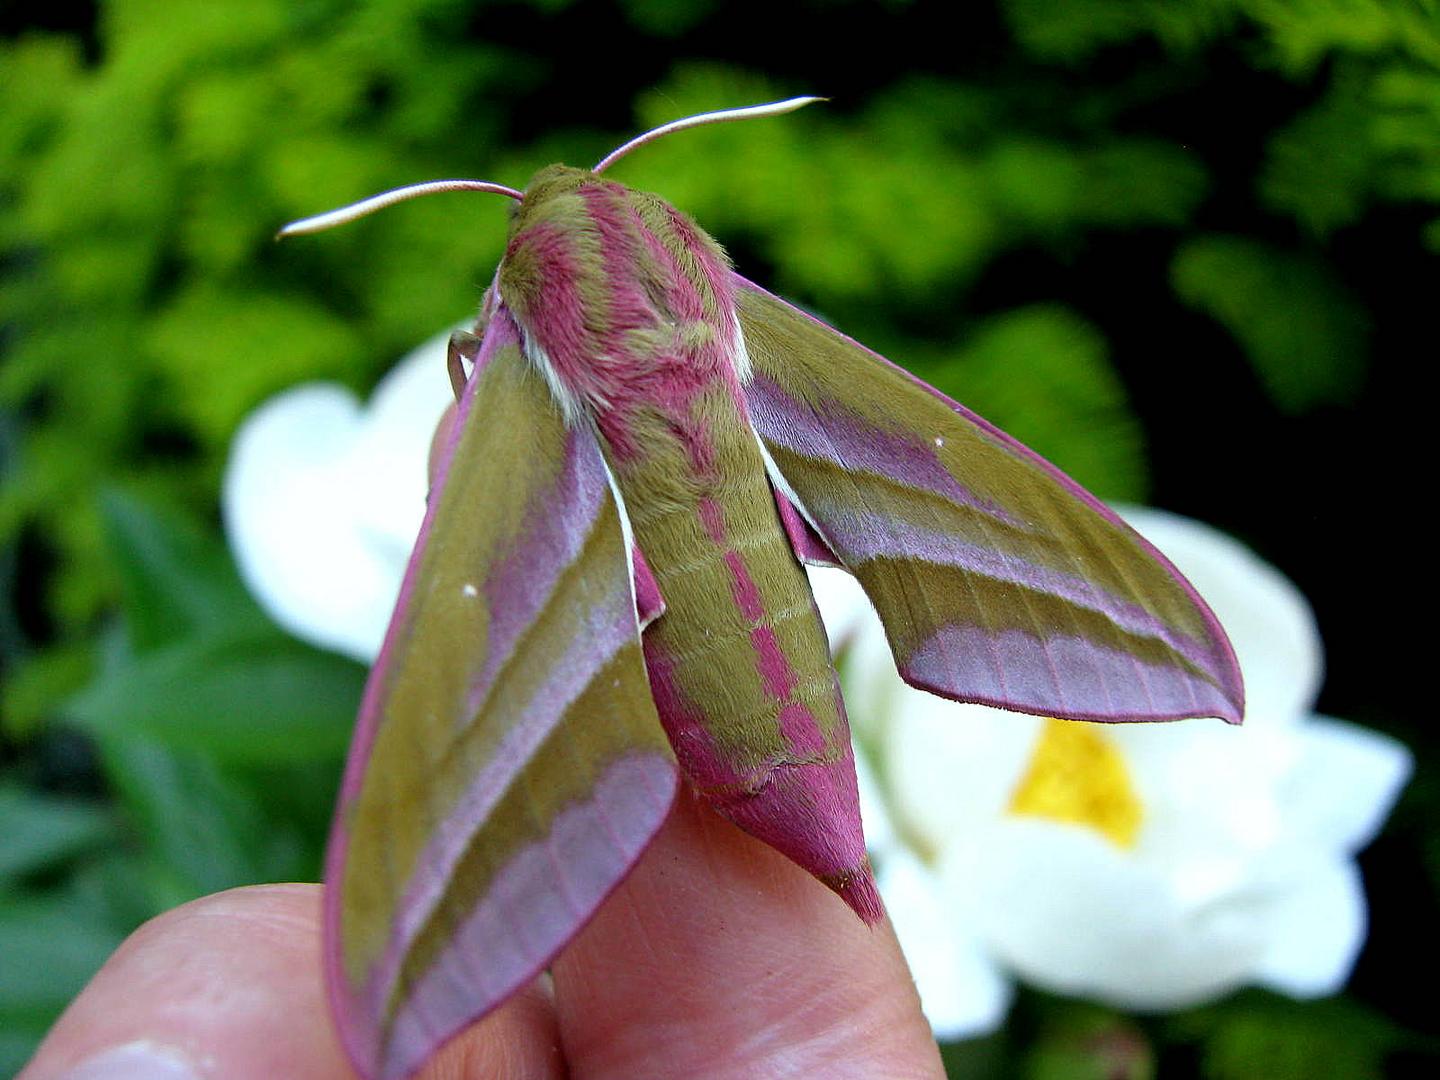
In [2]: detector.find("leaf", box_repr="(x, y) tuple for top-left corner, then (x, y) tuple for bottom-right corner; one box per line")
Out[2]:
(98, 739), (274, 900)
(0, 36), (84, 168)
(64, 631), (365, 764)
(100, 488), (271, 652)
(620, 0), (716, 36)
(1169, 992), (1403, 1080)
(1171, 236), (1369, 413)
(146, 284), (366, 445)
(1023, 1004), (1154, 1080)
(1003, 0), (1238, 62)
(0, 783), (114, 884)
(1261, 68), (1375, 234)
(1077, 141), (1209, 229)
(0, 1030), (42, 1080)
(0, 897), (122, 1015)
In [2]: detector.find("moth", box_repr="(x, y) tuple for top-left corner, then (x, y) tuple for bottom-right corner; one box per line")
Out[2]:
(282, 99), (1244, 1080)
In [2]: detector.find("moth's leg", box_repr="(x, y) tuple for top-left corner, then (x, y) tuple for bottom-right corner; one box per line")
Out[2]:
(447, 329), (484, 401)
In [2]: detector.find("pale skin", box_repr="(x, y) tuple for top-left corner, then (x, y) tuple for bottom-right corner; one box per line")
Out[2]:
(22, 409), (943, 1080)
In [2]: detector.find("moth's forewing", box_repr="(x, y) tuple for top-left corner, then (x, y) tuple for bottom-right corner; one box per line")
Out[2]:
(737, 278), (1244, 725)
(325, 310), (677, 1080)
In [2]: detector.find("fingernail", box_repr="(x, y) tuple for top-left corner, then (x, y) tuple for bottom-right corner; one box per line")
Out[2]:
(58, 1041), (200, 1080)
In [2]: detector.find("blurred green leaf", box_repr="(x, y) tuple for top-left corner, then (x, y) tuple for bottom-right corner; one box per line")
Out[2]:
(1171, 236), (1369, 413)
(1076, 141), (1209, 229)
(0, 36), (83, 168)
(1169, 992), (1404, 1080)
(620, 0), (717, 35)
(1250, 0), (1440, 77)
(147, 285), (366, 445)
(1, 642), (94, 738)
(65, 632), (365, 764)
(1261, 66), (1376, 234)
(1, 1030), (42, 1080)
(1003, 0), (1238, 62)
(1024, 1006), (1154, 1080)
(940, 1028), (1011, 1080)
(99, 489), (269, 652)
(98, 739), (299, 900)
(0, 896), (122, 1016)
(0, 783), (114, 884)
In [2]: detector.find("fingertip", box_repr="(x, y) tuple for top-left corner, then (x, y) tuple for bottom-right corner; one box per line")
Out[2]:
(415, 976), (563, 1080)
(552, 788), (942, 1078)
(21, 884), (350, 1080)
(22, 884), (566, 1080)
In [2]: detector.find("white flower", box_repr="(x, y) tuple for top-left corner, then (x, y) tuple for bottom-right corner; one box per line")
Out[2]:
(223, 332), (454, 661)
(810, 508), (1410, 1037)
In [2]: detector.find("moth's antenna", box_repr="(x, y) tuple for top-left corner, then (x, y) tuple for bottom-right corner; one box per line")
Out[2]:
(593, 96), (825, 175)
(277, 179), (524, 238)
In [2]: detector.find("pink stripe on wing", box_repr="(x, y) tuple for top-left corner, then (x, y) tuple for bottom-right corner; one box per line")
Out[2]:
(467, 429), (611, 713)
(377, 753), (677, 1080)
(361, 569), (638, 1038)
(908, 623), (1237, 723)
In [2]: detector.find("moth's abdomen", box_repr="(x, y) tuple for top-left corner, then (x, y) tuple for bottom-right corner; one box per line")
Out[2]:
(613, 413), (881, 923)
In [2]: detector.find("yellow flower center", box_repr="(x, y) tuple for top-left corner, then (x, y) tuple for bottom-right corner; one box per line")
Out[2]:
(1007, 718), (1143, 848)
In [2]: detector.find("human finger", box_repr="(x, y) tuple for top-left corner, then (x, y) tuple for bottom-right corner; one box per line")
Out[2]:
(20, 884), (564, 1080)
(551, 788), (943, 1079)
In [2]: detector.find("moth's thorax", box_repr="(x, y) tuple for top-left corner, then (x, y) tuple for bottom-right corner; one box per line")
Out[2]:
(497, 165), (748, 462)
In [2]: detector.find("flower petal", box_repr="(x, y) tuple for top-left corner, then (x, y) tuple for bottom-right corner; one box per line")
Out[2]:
(854, 741), (898, 859)
(224, 385), (392, 660)
(346, 333), (455, 549)
(969, 819), (1266, 1010)
(807, 565), (872, 648)
(222, 334), (451, 661)
(807, 565), (896, 736)
(1252, 855), (1366, 998)
(886, 694), (1041, 858)
(1278, 717), (1412, 854)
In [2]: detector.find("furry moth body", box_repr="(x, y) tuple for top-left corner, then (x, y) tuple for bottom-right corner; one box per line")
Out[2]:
(283, 100), (1244, 1080)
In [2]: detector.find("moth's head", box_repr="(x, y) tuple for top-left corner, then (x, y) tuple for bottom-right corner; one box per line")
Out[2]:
(505, 164), (594, 243)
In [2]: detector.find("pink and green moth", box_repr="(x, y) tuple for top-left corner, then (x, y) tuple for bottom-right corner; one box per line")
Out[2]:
(281, 98), (1245, 1080)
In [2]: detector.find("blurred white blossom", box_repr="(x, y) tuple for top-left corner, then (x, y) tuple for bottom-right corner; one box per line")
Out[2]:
(810, 509), (1410, 1037)
(224, 340), (1409, 1041)
(223, 332), (453, 661)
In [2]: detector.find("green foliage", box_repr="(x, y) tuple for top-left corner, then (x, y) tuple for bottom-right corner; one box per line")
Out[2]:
(67, 632), (363, 763)
(0, 784), (114, 881)
(1024, 1013), (1154, 1080)
(0, 492), (358, 1062)
(0, 898), (124, 1073)
(1167, 992), (1405, 1080)
(1172, 235), (1369, 412)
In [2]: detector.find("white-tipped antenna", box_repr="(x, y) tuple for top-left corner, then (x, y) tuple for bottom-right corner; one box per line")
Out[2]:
(593, 96), (825, 175)
(277, 179), (524, 238)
